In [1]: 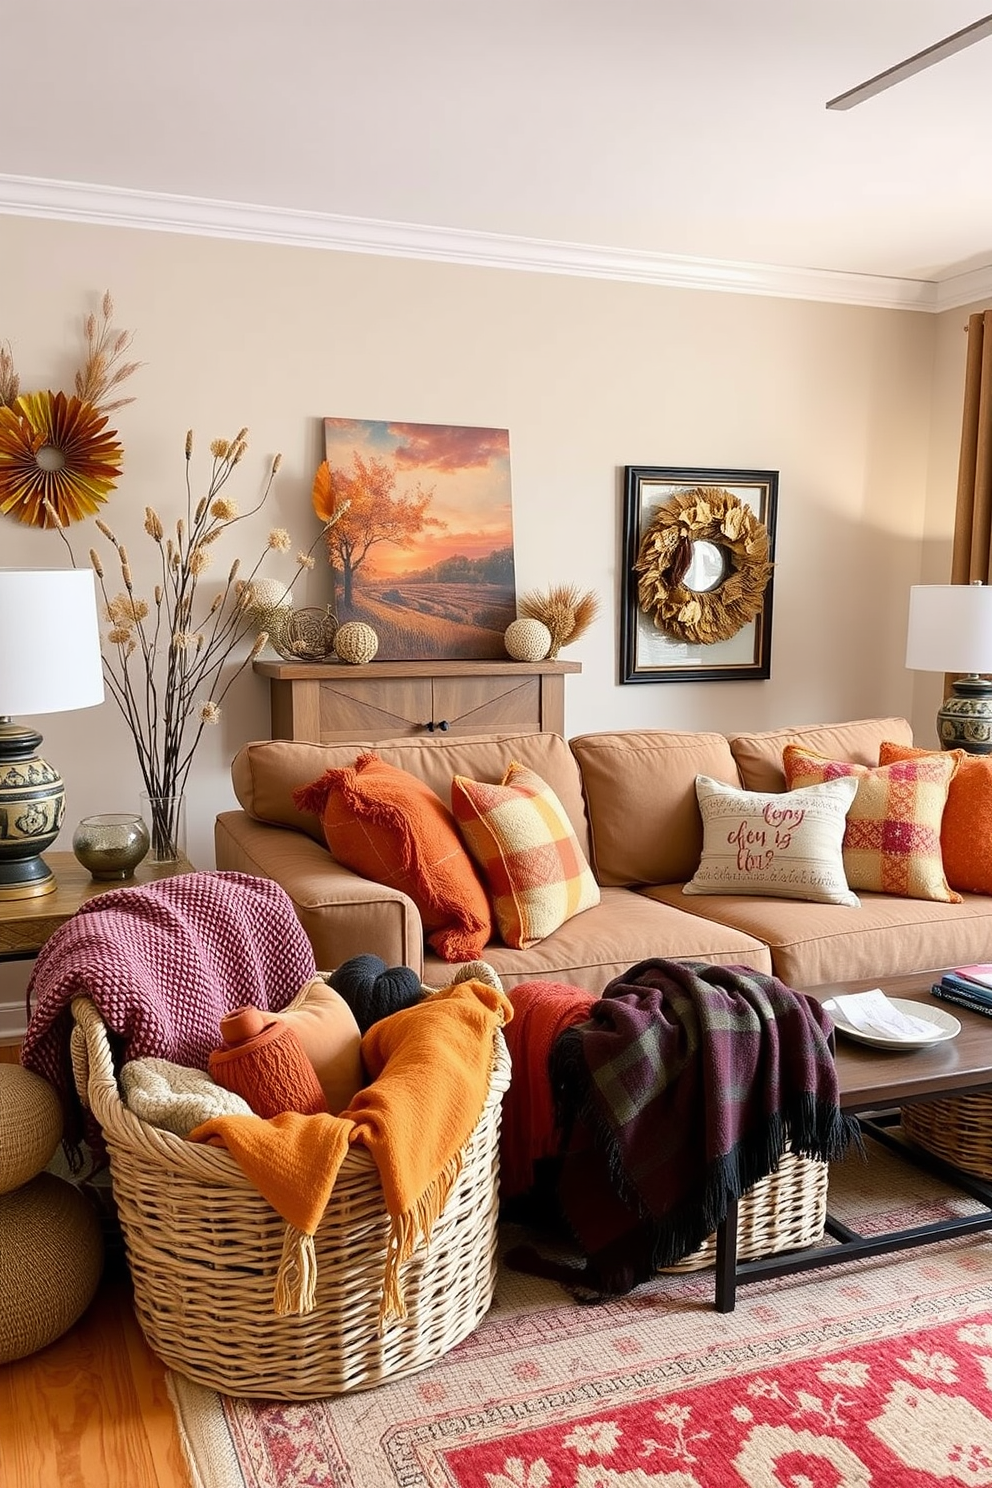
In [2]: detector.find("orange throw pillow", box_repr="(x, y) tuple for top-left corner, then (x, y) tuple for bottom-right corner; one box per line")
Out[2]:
(879, 740), (992, 895)
(782, 743), (960, 903)
(293, 752), (492, 962)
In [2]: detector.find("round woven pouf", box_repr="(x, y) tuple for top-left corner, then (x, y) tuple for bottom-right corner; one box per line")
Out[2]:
(504, 618), (552, 661)
(0, 1171), (104, 1363)
(334, 620), (379, 665)
(0, 1064), (63, 1195)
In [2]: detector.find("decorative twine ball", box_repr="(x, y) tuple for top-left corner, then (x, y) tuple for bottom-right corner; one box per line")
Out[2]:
(274, 606), (339, 661)
(242, 577), (291, 628)
(504, 617), (552, 662)
(334, 621), (379, 665)
(0, 1171), (104, 1363)
(0, 1064), (62, 1195)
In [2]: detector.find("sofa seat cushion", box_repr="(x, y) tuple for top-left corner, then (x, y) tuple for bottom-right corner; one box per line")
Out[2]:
(643, 882), (992, 989)
(422, 886), (773, 995)
(569, 729), (741, 887)
(728, 717), (914, 794)
(452, 762), (600, 949)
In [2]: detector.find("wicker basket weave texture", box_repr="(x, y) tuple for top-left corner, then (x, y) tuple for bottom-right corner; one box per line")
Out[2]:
(661, 1149), (829, 1272)
(71, 996), (511, 1400)
(902, 1094), (992, 1181)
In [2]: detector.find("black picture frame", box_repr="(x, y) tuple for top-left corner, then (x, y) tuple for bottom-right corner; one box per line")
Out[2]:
(620, 465), (778, 684)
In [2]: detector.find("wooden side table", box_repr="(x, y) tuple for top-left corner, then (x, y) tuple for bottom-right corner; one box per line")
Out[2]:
(0, 853), (196, 965)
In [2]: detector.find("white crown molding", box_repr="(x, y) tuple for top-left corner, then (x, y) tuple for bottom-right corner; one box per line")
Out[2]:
(1, 172), (989, 313)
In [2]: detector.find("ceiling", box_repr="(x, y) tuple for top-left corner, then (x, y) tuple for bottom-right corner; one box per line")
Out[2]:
(2, 1), (992, 310)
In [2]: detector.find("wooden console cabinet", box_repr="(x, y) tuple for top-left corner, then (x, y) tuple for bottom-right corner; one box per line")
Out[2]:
(253, 658), (581, 744)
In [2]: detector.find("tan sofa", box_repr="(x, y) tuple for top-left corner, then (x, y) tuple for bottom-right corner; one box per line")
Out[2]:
(214, 716), (992, 994)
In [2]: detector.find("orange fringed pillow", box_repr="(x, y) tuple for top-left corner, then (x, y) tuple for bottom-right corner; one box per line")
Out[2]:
(782, 743), (960, 903)
(879, 740), (992, 896)
(293, 752), (492, 962)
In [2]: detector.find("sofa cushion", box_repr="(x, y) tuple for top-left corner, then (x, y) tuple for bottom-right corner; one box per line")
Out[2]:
(452, 762), (600, 949)
(879, 741), (992, 896)
(231, 731), (592, 858)
(729, 717), (914, 794)
(683, 774), (860, 906)
(569, 730), (741, 887)
(292, 752), (493, 962)
(782, 744), (960, 903)
(646, 881), (992, 990)
(421, 885), (774, 993)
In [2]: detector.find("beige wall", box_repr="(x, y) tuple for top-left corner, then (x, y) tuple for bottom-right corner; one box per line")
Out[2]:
(0, 214), (982, 1022)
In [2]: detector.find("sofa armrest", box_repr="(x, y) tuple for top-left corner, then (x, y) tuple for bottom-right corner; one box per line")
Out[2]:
(214, 809), (425, 975)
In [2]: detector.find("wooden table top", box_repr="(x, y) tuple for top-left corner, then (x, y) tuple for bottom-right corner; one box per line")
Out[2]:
(0, 852), (195, 959)
(803, 969), (992, 1110)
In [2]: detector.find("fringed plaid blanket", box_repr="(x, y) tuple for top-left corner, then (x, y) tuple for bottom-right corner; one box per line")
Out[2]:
(21, 871), (317, 1166)
(547, 958), (860, 1295)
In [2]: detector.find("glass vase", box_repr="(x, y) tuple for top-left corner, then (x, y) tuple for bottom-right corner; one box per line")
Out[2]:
(140, 792), (188, 865)
(72, 813), (151, 880)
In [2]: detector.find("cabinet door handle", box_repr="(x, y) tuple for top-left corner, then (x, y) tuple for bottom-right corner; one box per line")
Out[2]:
(424, 721), (435, 732)
(437, 719), (449, 732)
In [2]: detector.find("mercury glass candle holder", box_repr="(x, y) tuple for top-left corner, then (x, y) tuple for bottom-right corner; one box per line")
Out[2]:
(72, 813), (151, 881)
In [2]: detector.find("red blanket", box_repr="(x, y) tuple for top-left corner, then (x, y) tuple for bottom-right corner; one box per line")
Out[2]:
(21, 871), (317, 1163)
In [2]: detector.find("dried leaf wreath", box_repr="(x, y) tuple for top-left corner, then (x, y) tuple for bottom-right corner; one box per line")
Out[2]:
(634, 485), (773, 646)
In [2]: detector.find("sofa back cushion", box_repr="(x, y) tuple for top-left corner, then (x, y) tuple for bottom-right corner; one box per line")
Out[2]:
(728, 717), (914, 794)
(231, 731), (592, 858)
(569, 730), (741, 887)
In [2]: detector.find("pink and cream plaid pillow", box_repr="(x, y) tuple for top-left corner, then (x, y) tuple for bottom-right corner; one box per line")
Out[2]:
(782, 744), (960, 903)
(451, 761), (600, 949)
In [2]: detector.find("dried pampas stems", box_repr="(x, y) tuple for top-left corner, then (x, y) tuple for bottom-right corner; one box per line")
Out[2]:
(518, 584), (601, 658)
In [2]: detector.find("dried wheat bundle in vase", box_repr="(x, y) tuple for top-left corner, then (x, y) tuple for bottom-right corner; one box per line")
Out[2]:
(518, 584), (600, 659)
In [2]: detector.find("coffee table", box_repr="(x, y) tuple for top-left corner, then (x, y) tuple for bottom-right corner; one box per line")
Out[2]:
(714, 968), (992, 1310)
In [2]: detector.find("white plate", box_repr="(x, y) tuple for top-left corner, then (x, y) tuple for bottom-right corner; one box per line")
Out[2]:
(822, 996), (961, 1050)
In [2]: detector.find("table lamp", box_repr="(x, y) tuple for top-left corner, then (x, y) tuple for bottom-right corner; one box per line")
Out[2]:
(0, 569), (105, 899)
(905, 581), (992, 754)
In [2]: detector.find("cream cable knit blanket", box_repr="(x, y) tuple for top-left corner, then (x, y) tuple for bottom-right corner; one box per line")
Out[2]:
(121, 1058), (253, 1137)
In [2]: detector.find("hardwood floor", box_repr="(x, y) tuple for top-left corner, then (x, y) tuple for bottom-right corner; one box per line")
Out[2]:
(0, 1266), (190, 1488)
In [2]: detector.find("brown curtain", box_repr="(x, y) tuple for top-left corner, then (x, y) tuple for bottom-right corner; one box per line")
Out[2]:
(951, 309), (992, 583)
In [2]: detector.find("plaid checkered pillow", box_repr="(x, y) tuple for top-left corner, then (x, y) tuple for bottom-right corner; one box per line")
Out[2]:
(782, 744), (960, 902)
(451, 761), (600, 949)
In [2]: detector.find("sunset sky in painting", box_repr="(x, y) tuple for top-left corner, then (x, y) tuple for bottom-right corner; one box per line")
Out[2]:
(322, 417), (514, 580)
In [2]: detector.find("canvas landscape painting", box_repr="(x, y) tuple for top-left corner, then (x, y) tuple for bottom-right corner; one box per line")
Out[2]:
(320, 418), (517, 660)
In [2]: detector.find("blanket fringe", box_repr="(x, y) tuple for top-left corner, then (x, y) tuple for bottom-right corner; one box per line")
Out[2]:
(274, 1225), (318, 1316)
(377, 1150), (465, 1330)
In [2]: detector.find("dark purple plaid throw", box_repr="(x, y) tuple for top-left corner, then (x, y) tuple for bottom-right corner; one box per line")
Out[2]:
(547, 958), (860, 1295)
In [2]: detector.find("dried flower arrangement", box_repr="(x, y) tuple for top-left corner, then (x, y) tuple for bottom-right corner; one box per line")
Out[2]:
(46, 426), (346, 859)
(518, 583), (601, 659)
(0, 292), (140, 527)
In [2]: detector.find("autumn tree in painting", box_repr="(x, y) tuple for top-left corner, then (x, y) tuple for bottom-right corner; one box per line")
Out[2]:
(312, 452), (444, 610)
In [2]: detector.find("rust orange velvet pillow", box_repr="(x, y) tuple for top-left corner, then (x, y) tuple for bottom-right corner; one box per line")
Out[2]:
(879, 740), (992, 896)
(782, 743), (960, 903)
(292, 752), (492, 962)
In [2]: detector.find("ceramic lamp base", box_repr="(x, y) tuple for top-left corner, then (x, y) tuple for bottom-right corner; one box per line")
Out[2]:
(937, 675), (992, 755)
(0, 720), (63, 900)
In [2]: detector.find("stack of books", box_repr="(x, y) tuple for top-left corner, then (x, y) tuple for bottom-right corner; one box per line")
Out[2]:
(932, 964), (992, 1019)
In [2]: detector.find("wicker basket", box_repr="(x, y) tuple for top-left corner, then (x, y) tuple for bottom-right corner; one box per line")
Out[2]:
(70, 996), (511, 1399)
(902, 1094), (992, 1180)
(661, 1148), (829, 1272)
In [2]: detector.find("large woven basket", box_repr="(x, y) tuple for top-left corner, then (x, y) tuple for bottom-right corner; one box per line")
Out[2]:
(902, 1093), (992, 1180)
(70, 996), (511, 1399)
(662, 1148), (829, 1272)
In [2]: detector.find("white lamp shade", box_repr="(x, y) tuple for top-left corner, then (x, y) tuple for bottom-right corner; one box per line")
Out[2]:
(905, 584), (992, 676)
(0, 568), (105, 715)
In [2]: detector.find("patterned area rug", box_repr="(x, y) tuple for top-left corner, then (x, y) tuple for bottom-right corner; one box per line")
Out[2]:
(168, 1139), (992, 1487)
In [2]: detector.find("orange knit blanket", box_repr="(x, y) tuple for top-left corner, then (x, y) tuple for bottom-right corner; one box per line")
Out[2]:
(189, 979), (512, 1322)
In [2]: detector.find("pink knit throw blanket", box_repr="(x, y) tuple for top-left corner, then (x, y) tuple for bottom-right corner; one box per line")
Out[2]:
(21, 871), (317, 1163)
